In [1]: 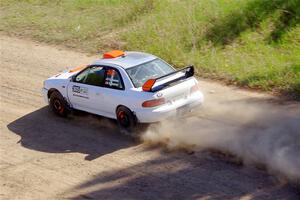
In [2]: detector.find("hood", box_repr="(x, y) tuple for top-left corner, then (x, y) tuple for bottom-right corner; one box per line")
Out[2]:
(48, 70), (77, 80)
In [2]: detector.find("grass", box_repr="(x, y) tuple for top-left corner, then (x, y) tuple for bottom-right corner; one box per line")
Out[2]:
(1, 0), (299, 98)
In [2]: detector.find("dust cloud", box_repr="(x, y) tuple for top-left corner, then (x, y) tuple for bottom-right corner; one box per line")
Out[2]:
(141, 101), (300, 183)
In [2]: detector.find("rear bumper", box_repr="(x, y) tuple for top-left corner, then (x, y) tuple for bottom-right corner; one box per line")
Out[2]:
(41, 87), (49, 104)
(135, 91), (204, 123)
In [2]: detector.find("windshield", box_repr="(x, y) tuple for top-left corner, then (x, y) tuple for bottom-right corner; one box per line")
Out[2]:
(126, 58), (175, 87)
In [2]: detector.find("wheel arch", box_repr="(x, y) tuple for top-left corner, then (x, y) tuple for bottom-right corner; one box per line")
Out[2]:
(47, 88), (60, 99)
(115, 105), (130, 114)
(115, 105), (137, 121)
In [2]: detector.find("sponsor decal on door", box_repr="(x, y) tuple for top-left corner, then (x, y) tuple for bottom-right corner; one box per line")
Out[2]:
(72, 85), (89, 99)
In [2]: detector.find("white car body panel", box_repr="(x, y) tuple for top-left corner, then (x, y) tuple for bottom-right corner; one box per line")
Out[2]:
(42, 51), (204, 123)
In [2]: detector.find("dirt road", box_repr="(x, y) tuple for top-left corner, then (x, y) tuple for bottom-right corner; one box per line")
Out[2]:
(1, 35), (300, 200)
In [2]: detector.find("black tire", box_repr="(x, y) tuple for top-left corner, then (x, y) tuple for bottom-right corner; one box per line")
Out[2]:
(116, 106), (137, 135)
(49, 91), (69, 117)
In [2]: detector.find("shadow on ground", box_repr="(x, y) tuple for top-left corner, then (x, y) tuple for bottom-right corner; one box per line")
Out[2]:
(7, 107), (136, 161)
(68, 150), (299, 200)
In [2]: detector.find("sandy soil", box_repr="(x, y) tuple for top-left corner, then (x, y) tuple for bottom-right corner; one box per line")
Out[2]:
(0, 35), (299, 200)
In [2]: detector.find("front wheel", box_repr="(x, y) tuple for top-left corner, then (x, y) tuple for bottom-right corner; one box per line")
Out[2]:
(116, 106), (137, 135)
(49, 91), (69, 117)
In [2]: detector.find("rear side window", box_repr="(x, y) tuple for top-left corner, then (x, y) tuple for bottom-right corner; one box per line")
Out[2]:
(104, 68), (123, 90)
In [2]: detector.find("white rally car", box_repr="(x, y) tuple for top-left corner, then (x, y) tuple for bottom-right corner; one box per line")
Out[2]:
(42, 50), (204, 132)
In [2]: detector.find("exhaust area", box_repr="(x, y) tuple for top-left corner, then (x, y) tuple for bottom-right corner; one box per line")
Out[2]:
(141, 101), (300, 183)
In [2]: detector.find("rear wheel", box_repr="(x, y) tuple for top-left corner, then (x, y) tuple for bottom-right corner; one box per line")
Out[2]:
(49, 91), (69, 117)
(116, 106), (137, 135)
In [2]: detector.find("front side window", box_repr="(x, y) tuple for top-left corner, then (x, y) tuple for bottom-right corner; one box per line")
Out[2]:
(74, 66), (105, 87)
(74, 67), (90, 83)
(126, 58), (175, 87)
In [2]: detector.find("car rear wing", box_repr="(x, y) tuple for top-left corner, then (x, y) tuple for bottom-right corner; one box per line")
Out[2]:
(142, 65), (194, 92)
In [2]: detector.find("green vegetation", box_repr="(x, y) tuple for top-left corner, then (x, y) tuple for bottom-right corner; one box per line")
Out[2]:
(1, 0), (299, 98)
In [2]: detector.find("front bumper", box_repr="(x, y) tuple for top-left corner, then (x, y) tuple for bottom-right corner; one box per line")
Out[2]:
(135, 91), (204, 123)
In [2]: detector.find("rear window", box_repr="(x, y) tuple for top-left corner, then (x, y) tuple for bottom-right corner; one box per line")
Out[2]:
(126, 59), (175, 87)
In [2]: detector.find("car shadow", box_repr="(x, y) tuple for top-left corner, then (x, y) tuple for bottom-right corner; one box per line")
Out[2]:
(68, 150), (300, 200)
(7, 106), (137, 161)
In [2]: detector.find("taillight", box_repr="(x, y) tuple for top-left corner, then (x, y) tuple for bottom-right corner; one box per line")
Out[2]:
(142, 98), (165, 107)
(190, 83), (200, 94)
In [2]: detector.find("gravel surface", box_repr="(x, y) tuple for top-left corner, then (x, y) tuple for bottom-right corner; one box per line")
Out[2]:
(0, 35), (299, 200)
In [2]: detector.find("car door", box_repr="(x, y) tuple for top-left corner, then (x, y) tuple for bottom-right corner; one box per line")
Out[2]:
(99, 67), (126, 116)
(67, 66), (106, 113)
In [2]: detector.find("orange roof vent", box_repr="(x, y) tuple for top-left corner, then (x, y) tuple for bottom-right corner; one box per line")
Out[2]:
(103, 50), (125, 59)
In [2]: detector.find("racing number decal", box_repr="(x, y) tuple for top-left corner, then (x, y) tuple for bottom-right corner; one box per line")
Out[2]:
(72, 85), (89, 99)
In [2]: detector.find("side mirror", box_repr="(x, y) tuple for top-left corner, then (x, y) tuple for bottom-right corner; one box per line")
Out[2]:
(69, 76), (75, 82)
